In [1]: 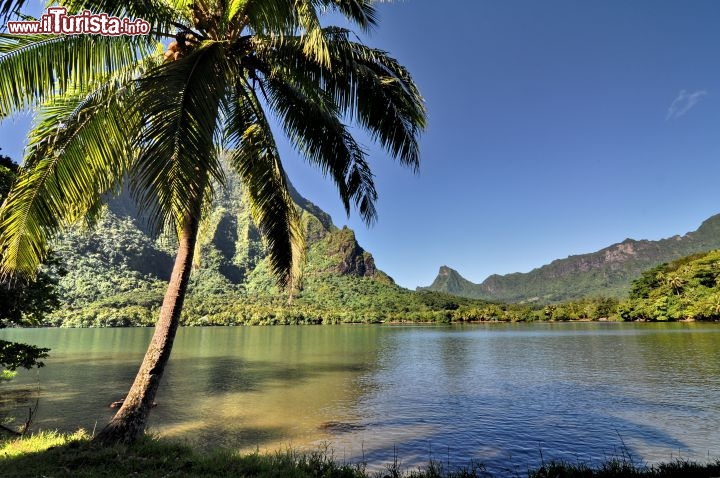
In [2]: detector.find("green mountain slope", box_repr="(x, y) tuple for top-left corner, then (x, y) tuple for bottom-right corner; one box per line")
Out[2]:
(419, 214), (720, 303)
(48, 172), (521, 326)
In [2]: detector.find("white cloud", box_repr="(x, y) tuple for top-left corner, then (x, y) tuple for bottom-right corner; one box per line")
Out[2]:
(666, 89), (708, 120)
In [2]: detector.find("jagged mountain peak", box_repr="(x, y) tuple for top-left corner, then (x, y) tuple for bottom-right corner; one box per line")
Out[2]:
(438, 265), (456, 275)
(423, 265), (473, 295)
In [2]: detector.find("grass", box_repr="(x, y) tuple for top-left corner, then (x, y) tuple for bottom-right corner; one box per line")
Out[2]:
(1, 431), (720, 478)
(528, 458), (720, 478)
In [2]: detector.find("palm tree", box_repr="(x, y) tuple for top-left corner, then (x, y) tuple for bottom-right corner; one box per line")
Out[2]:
(661, 273), (685, 296)
(0, 0), (425, 444)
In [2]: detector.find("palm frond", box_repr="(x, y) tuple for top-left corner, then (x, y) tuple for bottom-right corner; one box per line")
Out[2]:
(244, 0), (376, 35)
(254, 29), (426, 170)
(0, 79), (137, 277)
(262, 73), (379, 225)
(130, 40), (227, 234)
(294, 0), (330, 67)
(321, 27), (426, 169)
(243, 0), (296, 36)
(223, 83), (304, 289)
(318, 0), (378, 32)
(244, 0), (330, 67)
(0, 33), (144, 118)
(340, 41), (426, 169)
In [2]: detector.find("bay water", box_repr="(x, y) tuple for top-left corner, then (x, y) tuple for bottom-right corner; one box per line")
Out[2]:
(2, 323), (719, 473)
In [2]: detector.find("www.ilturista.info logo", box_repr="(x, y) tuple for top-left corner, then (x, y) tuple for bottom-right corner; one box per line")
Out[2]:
(7, 7), (150, 35)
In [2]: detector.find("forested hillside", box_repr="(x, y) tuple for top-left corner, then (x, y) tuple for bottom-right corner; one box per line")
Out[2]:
(420, 215), (720, 303)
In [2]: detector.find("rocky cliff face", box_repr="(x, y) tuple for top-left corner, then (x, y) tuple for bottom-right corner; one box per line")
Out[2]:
(419, 214), (720, 303)
(332, 227), (378, 277)
(173, 172), (387, 284)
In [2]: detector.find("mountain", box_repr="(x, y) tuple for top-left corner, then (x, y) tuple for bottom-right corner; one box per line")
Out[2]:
(419, 214), (720, 303)
(423, 265), (478, 297)
(48, 170), (499, 326)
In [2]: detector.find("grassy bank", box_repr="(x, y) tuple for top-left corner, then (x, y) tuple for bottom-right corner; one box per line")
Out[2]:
(2, 431), (720, 478)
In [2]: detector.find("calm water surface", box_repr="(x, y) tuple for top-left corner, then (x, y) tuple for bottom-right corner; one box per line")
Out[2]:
(2, 323), (719, 472)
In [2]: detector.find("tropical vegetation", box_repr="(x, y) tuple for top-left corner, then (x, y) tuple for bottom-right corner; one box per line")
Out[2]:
(618, 250), (720, 321)
(0, 0), (425, 443)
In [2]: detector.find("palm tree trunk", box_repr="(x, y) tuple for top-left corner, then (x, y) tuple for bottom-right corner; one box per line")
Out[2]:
(95, 213), (201, 444)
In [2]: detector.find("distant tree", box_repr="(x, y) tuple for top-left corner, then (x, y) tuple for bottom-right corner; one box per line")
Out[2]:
(629, 264), (666, 299)
(543, 304), (557, 320)
(622, 250), (720, 321)
(662, 273), (685, 296)
(0, 151), (18, 193)
(593, 296), (618, 319)
(0, 254), (63, 326)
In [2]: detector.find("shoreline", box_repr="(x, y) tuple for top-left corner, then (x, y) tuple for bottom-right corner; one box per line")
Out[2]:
(2, 317), (720, 331)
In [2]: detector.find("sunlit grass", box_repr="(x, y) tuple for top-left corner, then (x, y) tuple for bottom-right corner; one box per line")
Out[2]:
(0, 429), (87, 457)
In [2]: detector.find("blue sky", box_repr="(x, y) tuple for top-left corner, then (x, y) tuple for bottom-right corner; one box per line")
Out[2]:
(2, 1), (720, 289)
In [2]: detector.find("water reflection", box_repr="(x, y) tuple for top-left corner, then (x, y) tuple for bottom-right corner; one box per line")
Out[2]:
(320, 323), (720, 472)
(2, 323), (719, 473)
